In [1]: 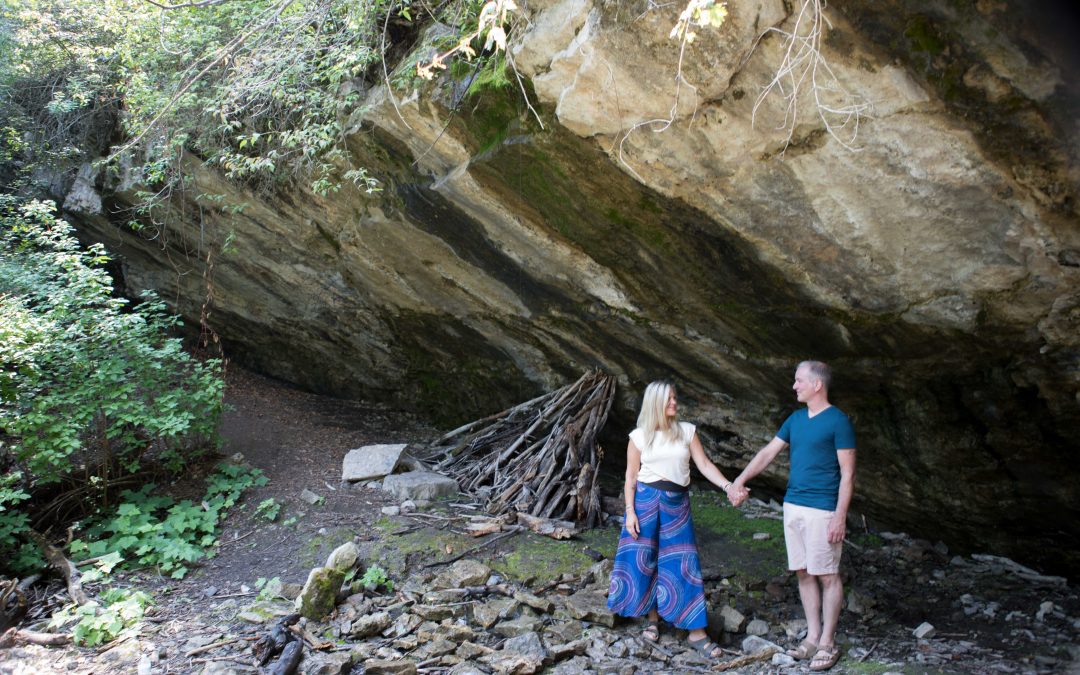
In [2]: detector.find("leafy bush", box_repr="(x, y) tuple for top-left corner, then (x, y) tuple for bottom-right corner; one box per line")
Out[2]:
(360, 564), (393, 592)
(0, 197), (224, 575)
(49, 586), (153, 647)
(255, 497), (281, 522)
(70, 463), (267, 579)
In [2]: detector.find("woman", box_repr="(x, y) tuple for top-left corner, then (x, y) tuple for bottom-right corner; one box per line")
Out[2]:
(606, 381), (745, 659)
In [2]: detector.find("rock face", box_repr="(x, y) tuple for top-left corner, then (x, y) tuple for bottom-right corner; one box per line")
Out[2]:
(65, 1), (1078, 573)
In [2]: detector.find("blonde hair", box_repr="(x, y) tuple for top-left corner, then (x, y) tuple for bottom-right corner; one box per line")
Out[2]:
(636, 380), (683, 452)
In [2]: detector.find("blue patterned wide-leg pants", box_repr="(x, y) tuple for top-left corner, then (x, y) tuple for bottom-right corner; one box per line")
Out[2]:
(606, 482), (707, 629)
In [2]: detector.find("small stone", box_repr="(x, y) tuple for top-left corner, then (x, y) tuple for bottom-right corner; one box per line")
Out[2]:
(493, 615), (544, 638)
(545, 620), (584, 644)
(783, 618), (807, 639)
(137, 655), (152, 675)
(362, 659), (417, 675)
(412, 604), (454, 621)
(745, 618), (769, 636)
(301, 651), (354, 675)
(381, 506), (400, 516)
(456, 642), (493, 660)
(204, 586), (218, 598)
(719, 605), (746, 633)
(502, 631), (548, 661)
(351, 611), (392, 638)
(514, 591), (554, 614)
(772, 652), (797, 666)
(1036, 601), (1055, 621)
(300, 489), (322, 505)
(240, 584), (251, 594)
(326, 542), (359, 572)
(913, 622), (936, 639)
(742, 635), (782, 656)
(563, 589), (614, 626)
(752, 532), (771, 540)
(433, 559), (492, 589)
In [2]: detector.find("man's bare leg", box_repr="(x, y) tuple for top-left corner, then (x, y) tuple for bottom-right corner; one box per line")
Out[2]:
(796, 569), (822, 644)
(818, 573), (843, 648)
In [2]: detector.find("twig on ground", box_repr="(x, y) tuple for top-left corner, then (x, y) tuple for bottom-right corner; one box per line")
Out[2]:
(421, 526), (523, 569)
(185, 637), (241, 657)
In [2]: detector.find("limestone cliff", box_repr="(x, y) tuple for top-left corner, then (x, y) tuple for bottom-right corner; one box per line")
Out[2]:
(64, 0), (1079, 574)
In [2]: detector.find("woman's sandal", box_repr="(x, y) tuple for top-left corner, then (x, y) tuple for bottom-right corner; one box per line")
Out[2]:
(687, 635), (722, 659)
(809, 645), (841, 671)
(641, 619), (660, 643)
(786, 638), (818, 660)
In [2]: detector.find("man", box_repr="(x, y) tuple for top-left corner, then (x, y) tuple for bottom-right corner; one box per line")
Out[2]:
(725, 361), (856, 672)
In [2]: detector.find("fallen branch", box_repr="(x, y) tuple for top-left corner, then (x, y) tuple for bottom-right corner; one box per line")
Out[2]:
(516, 513), (577, 540)
(422, 526), (523, 569)
(0, 627), (71, 649)
(28, 530), (89, 606)
(713, 647), (778, 671)
(185, 636), (241, 657)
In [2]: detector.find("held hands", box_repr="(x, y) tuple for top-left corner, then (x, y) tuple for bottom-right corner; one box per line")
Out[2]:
(724, 481), (750, 507)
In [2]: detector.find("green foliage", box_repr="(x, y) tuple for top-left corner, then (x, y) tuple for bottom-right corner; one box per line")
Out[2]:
(359, 564), (393, 592)
(69, 463), (267, 579)
(254, 575), (282, 600)
(0, 198), (224, 576)
(255, 497), (281, 522)
(50, 586), (153, 647)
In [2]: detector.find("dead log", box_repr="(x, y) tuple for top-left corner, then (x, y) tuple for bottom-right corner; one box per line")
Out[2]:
(0, 580), (27, 633)
(0, 627), (71, 649)
(517, 513), (577, 540)
(253, 613), (300, 666)
(265, 640), (302, 675)
(27, 530), (89, 606)
(713, 648), (778, 671)
(432, 370), (615, 528)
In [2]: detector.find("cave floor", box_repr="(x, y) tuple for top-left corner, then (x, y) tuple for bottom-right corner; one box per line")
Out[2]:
(2, 367), (1076, 674)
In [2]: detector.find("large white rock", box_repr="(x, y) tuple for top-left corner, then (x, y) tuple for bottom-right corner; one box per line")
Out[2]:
(342, 444), (408, 482)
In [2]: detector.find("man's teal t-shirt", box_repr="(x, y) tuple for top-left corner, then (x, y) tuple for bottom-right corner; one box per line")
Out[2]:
(777, 406), (856, 511)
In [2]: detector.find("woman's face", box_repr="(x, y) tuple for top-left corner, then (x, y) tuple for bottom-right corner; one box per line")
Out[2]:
(665, 388), (677, 418)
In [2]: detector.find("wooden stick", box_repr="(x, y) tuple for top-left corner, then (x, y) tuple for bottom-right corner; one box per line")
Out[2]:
(185, 636), (240, 657)
(713, 648), (778, 671)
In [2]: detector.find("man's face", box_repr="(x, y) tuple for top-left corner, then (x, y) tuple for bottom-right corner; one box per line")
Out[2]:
(793, 366), (817, 402)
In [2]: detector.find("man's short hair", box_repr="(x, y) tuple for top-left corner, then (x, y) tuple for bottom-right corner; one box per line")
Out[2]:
(798, 360), (832, 389)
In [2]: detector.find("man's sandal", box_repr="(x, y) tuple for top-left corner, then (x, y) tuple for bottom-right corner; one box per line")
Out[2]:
(687, 635), (722, 659)
(641, 619), (660, 643)
(786, 638), (818, 660)
(809, 645), (841, 671)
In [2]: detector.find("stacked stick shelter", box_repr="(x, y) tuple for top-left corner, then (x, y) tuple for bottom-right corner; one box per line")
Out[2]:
(431, 370), (615, 529)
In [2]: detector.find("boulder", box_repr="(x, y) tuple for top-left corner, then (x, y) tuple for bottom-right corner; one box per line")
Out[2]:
(382, 471), (459, 501)
(295, 567), (345, 620)
(342, 444), (408, 482)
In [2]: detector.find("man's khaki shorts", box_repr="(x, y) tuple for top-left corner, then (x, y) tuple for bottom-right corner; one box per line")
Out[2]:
(783, 502), (842, 575)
